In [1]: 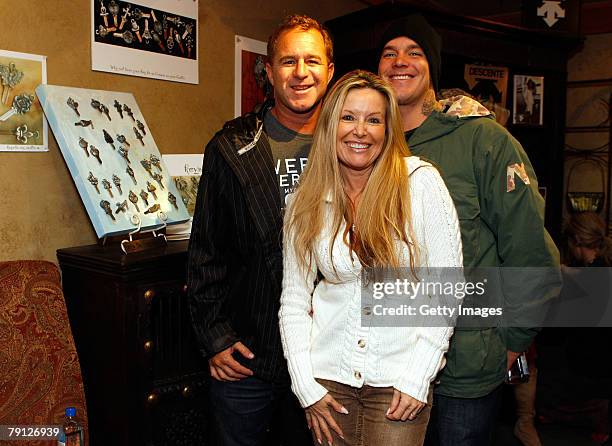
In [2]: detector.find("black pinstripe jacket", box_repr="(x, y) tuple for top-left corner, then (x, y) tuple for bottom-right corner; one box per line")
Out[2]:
(187, 102), (291, 383)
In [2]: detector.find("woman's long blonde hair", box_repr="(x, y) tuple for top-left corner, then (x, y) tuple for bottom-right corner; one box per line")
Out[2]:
(286, 70), (417, 273)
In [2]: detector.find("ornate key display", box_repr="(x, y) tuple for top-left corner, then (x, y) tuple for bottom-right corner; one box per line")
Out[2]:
(36, 84), (190, 238)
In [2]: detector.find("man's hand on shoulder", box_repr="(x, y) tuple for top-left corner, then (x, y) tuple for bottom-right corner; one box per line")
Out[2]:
(209, 341), (255, 381)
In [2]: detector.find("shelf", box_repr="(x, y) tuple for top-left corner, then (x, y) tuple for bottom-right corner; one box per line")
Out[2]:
(565, 126), (611, 133)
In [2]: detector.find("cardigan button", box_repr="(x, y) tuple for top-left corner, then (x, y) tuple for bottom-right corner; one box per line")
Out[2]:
(358, 339), (366, 348)
(354, 371), (362, 380)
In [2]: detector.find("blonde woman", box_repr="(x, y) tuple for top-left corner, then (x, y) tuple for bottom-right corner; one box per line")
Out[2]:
(279, 70), (463, 446)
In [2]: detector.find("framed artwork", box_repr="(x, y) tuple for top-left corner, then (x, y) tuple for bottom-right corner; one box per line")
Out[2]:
(513, 75), (544, 126)
(464, 64), (510, 126)
(234, 35), (269, 117)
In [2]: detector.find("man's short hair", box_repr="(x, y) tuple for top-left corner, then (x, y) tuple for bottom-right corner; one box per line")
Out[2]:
(267, 14), (334, 64)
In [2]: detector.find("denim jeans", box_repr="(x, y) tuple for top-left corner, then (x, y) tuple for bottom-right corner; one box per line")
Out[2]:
(424, 385), (502, 446)
(208, 376), (311, 446)
(316, 379), (433, 446)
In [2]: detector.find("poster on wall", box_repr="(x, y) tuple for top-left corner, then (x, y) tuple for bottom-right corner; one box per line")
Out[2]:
(513, 75), (544, 126)
(91, 0), (198, 84)
(0, 50), (48, 152)
(464, 64), (509, 126)
(234, 35), (270, 117)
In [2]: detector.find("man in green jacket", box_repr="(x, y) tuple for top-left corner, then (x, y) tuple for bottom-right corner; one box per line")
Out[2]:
(377, 14), (560, 446)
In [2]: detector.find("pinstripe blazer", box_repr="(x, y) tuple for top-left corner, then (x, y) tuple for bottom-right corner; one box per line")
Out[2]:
(187, 102), (292, 383)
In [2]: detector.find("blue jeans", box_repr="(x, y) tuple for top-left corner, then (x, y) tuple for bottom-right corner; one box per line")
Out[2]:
(208, 376), (310, 446)
(424, 386), (502, 446)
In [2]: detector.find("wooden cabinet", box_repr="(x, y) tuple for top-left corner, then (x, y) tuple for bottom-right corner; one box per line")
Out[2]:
(57, 241), (211, 446)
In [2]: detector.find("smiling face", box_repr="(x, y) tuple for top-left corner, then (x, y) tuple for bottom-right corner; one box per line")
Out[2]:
(266, 28), (334, 119)
(336, 88), (387, 178)
(378, 36), (430, 108)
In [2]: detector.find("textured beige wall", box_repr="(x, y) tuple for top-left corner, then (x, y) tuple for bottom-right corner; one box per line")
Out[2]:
(0, 0), (364, 262)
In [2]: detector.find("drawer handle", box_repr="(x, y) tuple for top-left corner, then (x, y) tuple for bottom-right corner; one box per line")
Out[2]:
(146, 393), (158, 405)
(144, 289), (155, 302)
(144, 340), (153, 352)
(182, 386), (192, 398)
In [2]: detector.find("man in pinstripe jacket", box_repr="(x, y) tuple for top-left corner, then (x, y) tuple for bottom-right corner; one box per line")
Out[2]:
(187, 15), (334, 446)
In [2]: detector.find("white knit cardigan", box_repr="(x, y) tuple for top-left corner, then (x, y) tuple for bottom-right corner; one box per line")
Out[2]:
(279, 157), (463, 408)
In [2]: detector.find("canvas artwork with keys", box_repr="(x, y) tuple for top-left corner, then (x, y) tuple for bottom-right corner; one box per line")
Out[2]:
(36, 84), (190, 238)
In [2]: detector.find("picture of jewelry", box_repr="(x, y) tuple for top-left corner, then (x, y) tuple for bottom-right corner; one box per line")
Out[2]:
(112, 174), (122, 194)
(128, 190), (140, 212)
(151, 10), (162, 34)
(182, 22), (193, 40)
(67, 97), (80, 116)
(144, 203), (160, 214)
(139, 189), (149, 206)
(152, 172), (164, 189)
(123, 104), (134, 121)
(168, 192), (178, 210)
(131, 19), (142, 43)
(88, 171), (100, 194)
(75, 119), (94, 129)
(163, 18), (169, 39)
(108, 0), (119, 28)
(149, 154), (161, 171)
(91, 99), (111, 121)
(118, 146), (130, 164)
(90, 145), (102, 164)
(113, 99), (123, 118)
(102, 178), (114, 198)
(147, 181), (157, 199)
(99, 0), (109, 28)
(142, 19), (152, 44)
(174, 31), (184, 55)
(103, 129), (116, 150)
(166, 28), (175, 52)
(115, 200), (128, 214)
(140, 159), (152, 175)
(134, 127), (144, 145)
(0, 124), (40, 144)
(100, 199), (116, 220)
(136, 119), (146, 136)
(79, 137), (90, 157)
(185, 36), (194, 58)
(119, 4), (131, 30)
(0, 62), (24, 105)
(116, 133), (130, 147)
(96, 24), (114, 38)
(113, 30), (134, 44)
(126, 165), (137, 184)
(0, 93), (34, 122)
(133, 8), (150, 21)
(152, 31), (165, 51)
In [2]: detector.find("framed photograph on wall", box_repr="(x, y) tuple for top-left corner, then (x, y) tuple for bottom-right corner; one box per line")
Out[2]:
(234, 35), (269, 117)
(513, 75), (544, 126)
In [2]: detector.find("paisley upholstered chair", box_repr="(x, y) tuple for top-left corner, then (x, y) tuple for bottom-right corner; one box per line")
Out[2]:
(0, 261), (88, 445)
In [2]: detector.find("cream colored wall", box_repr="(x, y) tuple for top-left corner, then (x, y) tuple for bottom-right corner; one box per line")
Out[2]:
(0, 0), (364, 262)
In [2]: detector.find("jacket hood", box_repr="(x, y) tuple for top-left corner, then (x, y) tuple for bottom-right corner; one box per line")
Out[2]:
(409, 95), (493, 147)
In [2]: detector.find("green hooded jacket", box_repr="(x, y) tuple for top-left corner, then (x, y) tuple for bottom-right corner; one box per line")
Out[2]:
(406, 96), (561, 398)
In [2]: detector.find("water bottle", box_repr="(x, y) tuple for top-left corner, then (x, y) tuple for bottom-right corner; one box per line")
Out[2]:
(57, 407), (84, 446)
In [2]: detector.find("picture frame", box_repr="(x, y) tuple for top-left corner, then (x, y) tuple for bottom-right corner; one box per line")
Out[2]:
(234, 35), (269, 117)
(513, 74), (544, 126)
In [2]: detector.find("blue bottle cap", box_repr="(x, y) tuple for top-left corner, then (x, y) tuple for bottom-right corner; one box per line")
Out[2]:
(65, 407), (76, 417)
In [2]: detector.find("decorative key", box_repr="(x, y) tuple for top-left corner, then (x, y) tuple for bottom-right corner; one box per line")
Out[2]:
(185, 36), (193, 58)
(151, 10), (163, 34)
(174, 31), (184, 55)
(102, 179), (113, 197)
(163, 18), (169, 39)
(90, 145), (102, 164)
(78, 137), (90, 157)
(113, 30), (134, 44)
(88, 171), (100, 194)
(152, 172), (165, 189)
(132, 8), (150, 20)
(108, 0), (119, 28)
(99, 0), (109, 28)
(147, 181), (157, 199)
(115, 200), (128, 214)
(144, 203), (161, 214)
(136, 119), (146, 136)
(100, 200), (116, 220)
(0, 124), (40, 143)
(0, 93), (34, 122)
(150, 154), (161, 171)
(96, 24), (114, 38)
(182, 23), (194, 40)
(0, 62), (24, 105)
(152, 31), (165, 50)
(140, 159), (152, 175)
(91, 99), (111, 121)
(116, 133), (130, 147)
(118, 146), (131, 164)
(131, 19), (142, 43)
(75, 119), (94, 129)
(129, 190), (140, 212)
(123, 104), (134, 121)
(103, 129), (116, 150)
(112, 174), (122, 194)
(142, 19), (152, 44)
(139, 189), (149, 206)
(166, 15), (180, 25)
(134, 127), (144, 145)
(166, 27), (175, 52)
(67, 97), (80, 116)
(113, 99), (123, 118)
(168, 192), (178, 210)
(126, 165), (137, 184)
(119, 4), (131, 30)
